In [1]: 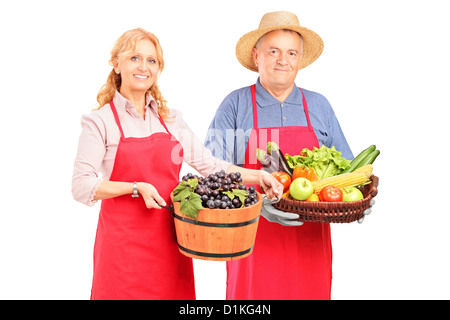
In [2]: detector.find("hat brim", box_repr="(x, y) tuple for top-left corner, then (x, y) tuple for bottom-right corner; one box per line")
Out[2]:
(235, 25), (324, 72)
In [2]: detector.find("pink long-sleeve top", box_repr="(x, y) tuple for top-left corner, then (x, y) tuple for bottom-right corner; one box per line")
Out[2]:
(72, 91), (231, 206)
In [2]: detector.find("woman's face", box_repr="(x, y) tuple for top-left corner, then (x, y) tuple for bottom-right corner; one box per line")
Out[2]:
(115, 38), (160, 95)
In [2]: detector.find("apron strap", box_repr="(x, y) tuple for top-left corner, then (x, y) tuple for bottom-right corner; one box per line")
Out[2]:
(110, 100), (172, 138)
(251, 85), (258, 128)
(110, 100), (126, 138)
(298, 88), (314, 130)
(157, 113), (172, 135)
(250, 84), (313, 130)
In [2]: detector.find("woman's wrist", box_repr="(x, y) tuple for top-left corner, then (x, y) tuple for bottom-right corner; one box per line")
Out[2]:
(258, 169), (269, 183)
(132, 182), (140, 197)
(227, 165), (266, 185)
(94, 181), (141, 200)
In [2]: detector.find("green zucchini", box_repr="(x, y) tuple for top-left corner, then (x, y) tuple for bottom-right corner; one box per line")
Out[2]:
(341, 145), (376, 173)
(353, 149), (380, 170)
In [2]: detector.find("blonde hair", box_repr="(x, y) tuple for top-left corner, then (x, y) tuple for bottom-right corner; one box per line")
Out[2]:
(95, 28), (171, 121)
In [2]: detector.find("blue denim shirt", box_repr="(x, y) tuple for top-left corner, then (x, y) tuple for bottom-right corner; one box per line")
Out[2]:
(204, 78), (353, 165)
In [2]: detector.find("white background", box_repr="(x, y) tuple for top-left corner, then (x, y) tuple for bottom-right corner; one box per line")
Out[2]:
(1, 0), (449, 300)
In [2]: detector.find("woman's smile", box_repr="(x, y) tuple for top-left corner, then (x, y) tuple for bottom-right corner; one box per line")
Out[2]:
(133, 74), (150, 80)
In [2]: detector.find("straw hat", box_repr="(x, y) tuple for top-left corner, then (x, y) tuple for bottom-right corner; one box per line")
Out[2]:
(235, 11), (324, 71)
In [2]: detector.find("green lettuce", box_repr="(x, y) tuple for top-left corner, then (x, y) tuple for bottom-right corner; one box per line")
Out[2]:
(285, 145), (351, 180)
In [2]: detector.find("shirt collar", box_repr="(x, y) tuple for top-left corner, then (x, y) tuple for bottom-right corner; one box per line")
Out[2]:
(255, 77), (303, 108)
(113, 90), (159, 115)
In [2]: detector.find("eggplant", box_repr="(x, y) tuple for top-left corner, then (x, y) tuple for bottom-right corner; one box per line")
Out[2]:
(256, 148), (278, 173)
(267, 142), (293, 176)
(256, 149), (271, 167)
(255, 142), (293, 176)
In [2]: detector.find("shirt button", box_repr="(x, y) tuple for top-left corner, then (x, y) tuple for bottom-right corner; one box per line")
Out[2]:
(281, 103), (284, 107)
(283, 117), (286, 122)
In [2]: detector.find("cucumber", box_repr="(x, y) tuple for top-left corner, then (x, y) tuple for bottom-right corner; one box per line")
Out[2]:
(341, 145), (376, 173)
(353, 149), (380, 170)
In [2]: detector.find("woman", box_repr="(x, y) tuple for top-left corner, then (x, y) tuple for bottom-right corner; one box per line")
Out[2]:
(72, 28), (282, 300)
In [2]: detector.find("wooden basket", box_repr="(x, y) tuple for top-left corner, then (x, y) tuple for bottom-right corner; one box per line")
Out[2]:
(273, 175), (379, 223)
(171, 192), (262, 261)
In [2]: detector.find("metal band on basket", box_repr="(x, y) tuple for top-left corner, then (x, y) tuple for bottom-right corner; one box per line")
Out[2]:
(172, 212), (259, 228)
(177, 244), (253, 259)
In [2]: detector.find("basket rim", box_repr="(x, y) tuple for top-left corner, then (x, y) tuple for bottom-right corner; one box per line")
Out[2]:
(170, 191), (263, 222)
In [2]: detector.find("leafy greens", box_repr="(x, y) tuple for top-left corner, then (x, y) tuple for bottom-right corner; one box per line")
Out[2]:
(285, 145), (351, 180)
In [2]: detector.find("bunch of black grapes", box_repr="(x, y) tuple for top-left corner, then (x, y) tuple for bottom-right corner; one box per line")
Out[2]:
(181, 170), (258, 209)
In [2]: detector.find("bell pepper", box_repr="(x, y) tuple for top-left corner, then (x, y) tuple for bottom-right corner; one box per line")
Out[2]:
(292, 166), (318, 182)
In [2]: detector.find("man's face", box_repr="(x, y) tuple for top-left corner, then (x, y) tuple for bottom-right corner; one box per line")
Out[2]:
(252, 30), (302, 91)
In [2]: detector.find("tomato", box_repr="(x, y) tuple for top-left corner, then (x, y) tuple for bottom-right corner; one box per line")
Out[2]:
(292, 166), (318, 182)
(319, 185), (343, 202)
(271, 171), (292, 193)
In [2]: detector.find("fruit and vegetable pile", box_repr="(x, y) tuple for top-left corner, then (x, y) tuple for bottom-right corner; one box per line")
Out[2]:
(172, 170), (259, 219)
(257, 142), (380, 203)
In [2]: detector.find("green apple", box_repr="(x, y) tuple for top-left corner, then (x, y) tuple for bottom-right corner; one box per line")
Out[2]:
(289, 177), (314, 200)
(342, 187), (364, 202)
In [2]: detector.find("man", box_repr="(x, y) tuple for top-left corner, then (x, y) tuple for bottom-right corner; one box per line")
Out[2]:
(204, 11), (368, 300)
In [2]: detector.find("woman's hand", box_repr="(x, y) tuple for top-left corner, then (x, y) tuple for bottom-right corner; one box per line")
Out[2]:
(259, 171), (284, 201)
(137, 182), (167, 209)
(226, 165), (283, 201)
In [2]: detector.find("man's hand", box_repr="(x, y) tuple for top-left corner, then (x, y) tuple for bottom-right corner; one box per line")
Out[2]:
(358, 199), (376, 223)
(261, 196), (304, 226)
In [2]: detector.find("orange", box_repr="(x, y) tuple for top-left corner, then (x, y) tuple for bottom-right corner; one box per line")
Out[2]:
(305, 194), (319, 202)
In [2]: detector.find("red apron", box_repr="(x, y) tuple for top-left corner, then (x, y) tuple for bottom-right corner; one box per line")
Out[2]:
(90, 101), (195, 300)
(226, 85), (332, 300)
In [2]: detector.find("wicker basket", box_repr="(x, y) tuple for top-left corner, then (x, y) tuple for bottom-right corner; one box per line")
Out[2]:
(273, 175), (379, 223)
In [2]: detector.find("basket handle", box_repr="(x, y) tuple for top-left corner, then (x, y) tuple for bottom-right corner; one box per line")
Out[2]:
(158, 203), (175, 213)
(367, 175), (379, 200)
(262, 195), (280, 207)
